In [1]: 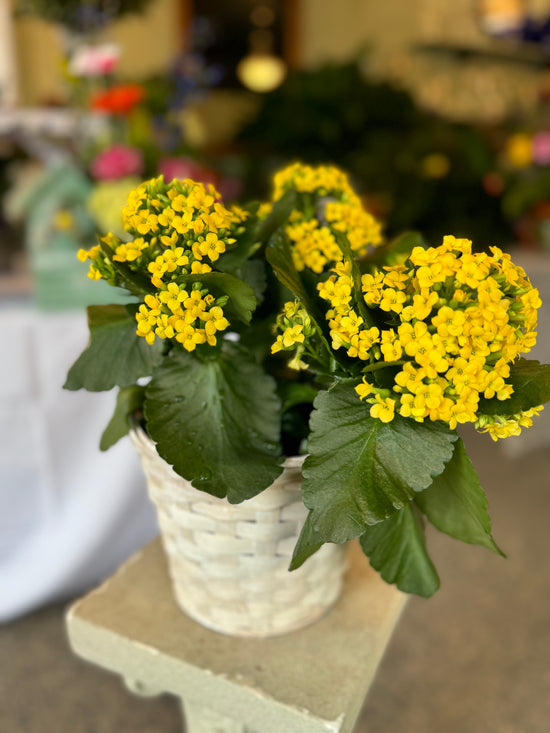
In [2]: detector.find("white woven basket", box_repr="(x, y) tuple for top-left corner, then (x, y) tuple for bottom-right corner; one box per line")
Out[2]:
(130, 428), (347, 638)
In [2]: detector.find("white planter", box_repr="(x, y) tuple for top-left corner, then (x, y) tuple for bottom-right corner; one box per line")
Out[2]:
(131, 428), (347, 638)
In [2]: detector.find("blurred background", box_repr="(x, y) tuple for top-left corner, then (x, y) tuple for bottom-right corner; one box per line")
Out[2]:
(1, 1), (550, 732)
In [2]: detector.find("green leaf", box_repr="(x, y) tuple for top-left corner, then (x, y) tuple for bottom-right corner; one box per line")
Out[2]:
(144, 343), (283, 502)
(100, 385), (145, 451)
(216, 207), (261, 272)
(278, 381), (319, 412)
(240, 259), (267, 304)
(415, 439), (504, 556)
(362, 231), (425, 269)
(99, 236), (154, 296)
(266, 230), (333, 353)
(64, 305), (164, 392)
(301, 381), (458, 543)
(477, 358), (550, 416)
(256, 188), (297, 243)
(289, 512), (323, 570)
(359, 502), (440, 598)
(179, 271), (257, 325)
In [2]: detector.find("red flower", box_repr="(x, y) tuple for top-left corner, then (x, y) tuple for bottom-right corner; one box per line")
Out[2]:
(90, 84), (145, 115)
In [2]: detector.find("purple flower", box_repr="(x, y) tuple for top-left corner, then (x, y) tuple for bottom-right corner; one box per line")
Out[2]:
(90, 144), (144, 181)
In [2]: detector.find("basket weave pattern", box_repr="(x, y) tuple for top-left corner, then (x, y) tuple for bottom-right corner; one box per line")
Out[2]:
(131, 429), (347, 637)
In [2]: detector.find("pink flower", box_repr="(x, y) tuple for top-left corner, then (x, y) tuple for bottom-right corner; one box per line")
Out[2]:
(158, 157), (242, 200)
(69, 44), (120, 78)
(90, 144), (144, 181)
(158, 157), (217, 185)
(532, 132), (550, 166)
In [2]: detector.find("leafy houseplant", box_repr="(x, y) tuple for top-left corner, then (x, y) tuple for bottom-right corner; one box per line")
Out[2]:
(66, 162), (550, 599)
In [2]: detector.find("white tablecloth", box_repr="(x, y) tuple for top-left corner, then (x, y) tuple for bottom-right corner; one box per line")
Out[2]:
(0, 304), (158, 622)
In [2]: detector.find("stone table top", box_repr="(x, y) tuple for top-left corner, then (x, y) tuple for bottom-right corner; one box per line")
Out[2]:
(66, 539), (408, 733)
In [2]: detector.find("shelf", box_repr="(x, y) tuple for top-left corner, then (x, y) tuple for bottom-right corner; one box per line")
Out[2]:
(414, 40), (550, 67)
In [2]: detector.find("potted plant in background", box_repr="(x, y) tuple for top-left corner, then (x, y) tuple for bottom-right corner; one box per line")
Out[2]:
(66, 162), (550, 637)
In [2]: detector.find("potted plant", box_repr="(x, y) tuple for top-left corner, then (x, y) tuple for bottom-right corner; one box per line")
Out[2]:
(66, 162), (550, 636)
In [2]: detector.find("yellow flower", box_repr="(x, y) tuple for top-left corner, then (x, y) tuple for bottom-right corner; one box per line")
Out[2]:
(379, 288), (407, 314)
(505, 133), (533, 169)
(199, 232), (226, 262)
(355, 378), (374, 401)
(370, 396), (396, 423)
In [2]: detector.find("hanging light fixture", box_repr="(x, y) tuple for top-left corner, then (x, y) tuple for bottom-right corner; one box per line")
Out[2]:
(237, 2), (287, 93)
(477, 0), (526, 37)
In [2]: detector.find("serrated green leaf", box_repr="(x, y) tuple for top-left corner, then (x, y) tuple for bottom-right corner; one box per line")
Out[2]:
(415, 439), (504, 556)
(144, 343), (283, 502)
(478, 358), (550, 416)
(64, 304), (163, 391)
(301, 381), (458, 543)
(359, 502), (440, 598)
(289, 511), (323, 570)
(100, 385), (146, 451)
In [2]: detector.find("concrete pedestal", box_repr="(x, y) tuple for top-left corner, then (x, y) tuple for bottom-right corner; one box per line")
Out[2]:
(66, 539), (408, 733)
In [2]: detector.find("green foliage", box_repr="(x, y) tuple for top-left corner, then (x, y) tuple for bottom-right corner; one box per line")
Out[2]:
(100, 385), (146, 451)
(99, 237), (155, 296)
(362, 231), (425, 270)
(144, 344), (283, 503)
(257, 189), (297, 244)
(180, 272), (257, 325)
(64, 305), (163, 392)
(266, 231), (334, 357)
(333, 232), (376, 328)
(356, 438), (504, 596)
(278, 381), (319, 412)
(478, 359), (550, 416)
(359, 503), (440, 598)
(298, 381), (458, 544)
(415, 439), (504, 556)
(236, 60), (511, 245)
(64, 154), (549, 601)
(289, 512), (323, 571)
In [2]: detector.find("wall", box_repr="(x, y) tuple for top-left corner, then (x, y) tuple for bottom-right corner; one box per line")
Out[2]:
(297, 0), (550, 122)
(10, 0), (550, 123)
(12, 0), (183, 105)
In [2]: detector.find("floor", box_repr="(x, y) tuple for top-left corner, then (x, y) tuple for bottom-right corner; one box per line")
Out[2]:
(1, 426), (549, 733)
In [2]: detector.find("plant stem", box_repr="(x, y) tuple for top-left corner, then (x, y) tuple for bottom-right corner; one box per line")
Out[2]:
(361, 360), (405, 374)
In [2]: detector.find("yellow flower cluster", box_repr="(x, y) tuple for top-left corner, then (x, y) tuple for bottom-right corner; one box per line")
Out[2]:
(135, 282), (229, 351)
(78, 176), (247, 349)
(272, 300), (317, 370)
(269, 163), (383, 273)
(318, 235), (542, 433)
(476, 406), (544, 441)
